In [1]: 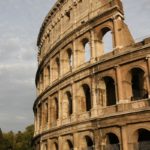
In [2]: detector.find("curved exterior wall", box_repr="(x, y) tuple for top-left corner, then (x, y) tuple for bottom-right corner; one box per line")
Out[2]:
(33, 0), (150, 149)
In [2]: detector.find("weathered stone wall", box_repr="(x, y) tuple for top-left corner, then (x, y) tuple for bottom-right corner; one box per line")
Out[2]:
(33, 0), (150, 149)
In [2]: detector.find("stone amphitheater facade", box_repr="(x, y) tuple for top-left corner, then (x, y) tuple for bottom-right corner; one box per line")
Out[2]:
(33, 0), (150, 149)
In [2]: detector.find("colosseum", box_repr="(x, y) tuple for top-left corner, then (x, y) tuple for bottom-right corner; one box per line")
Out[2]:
(33, 0), (150, 149)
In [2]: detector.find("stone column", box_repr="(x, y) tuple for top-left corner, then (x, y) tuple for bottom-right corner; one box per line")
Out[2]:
(121, 126), (129, 150)
(34, 110), (37, 134)
(59, 52), (63, 77)
(90, 30), (96, 63)
(58, 90), (62, 126)
(48, 96), (51, 129)
(94, 129), (100, 150)
(115, 65), (124, 103)
(73, 1), (77, 30)
(91, 74), (97, 117)
(50, 59), (53, 83)
(43, 67), (46, 90)
(73, 133), (79, 150)
(146, 55), (150, 97)
(58, 136), (63, 150)
(73, 40), (77, 69)
(48, 139), (51, 150)
(113, 15), (123, 49)
(41, 102), (45, 131)
(36, 107), (39, 133)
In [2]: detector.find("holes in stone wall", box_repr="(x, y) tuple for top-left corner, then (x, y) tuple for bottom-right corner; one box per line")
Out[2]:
(82, 84), (92, 111)
(66, 91), (73, 115)
(101, 27), (113, 53)
(131, 68), (148, 100)
(83, 39), (91, 62)
(103, 77), (116, 106)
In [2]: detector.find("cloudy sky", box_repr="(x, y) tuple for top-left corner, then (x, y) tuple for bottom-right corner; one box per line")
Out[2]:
(0, 0), (150, 132)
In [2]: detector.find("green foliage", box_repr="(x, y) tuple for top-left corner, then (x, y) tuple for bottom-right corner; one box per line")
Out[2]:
(0, 125), (34, 150)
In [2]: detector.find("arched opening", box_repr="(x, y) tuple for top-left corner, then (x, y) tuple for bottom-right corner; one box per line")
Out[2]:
(66, 91), (73, 115)
(131, 68), (148, 100)
(105, 133), (120, 150)
(138, 129), (150, 149)
(46, 66), (50, 86)
(67, 140), (73, 150)
(45, 102), (48, 124)
(38, 104), (42, 128)
(52, 57), (60, 81)
(54, 98), (59, 120)
(56, 57), (60, 77)
(101, 27), (113, 53)
(82, 39), (91, 62)
(53, 142), (58, 150)
(44, 143), (48, 150)
(82, 84), (92, 111)
(97, 79), (107, 106)
(40, 71), (44, 92)
(103, 77), (116, 106)
(85, 136), (94, 150)
(67, 48), (73, 68)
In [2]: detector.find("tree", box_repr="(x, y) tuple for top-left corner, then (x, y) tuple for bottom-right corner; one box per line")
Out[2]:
(0, 124), (34, 150)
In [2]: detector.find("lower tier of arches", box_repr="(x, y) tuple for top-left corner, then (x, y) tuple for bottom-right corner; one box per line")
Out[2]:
(33, 110), (150, 150)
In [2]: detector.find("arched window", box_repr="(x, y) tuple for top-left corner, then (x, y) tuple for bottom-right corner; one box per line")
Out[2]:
(44, 143), (48, 150)
(52, 57), (60, 81)
(46, 66), (50, 86)
(101, 27), (113, 53)
(66, 91), (73, 115)
(56, 57), (60, 77)
(131, 68), (148, 100)
(85, 136), (94, 150)
(67, 49), (73, 68)
(53, 142), (58, 150)
(54, 97), (59, 120)
(67, 140), (73, 150)
(45, 102), (48, 124)
(40, 71), (44, 92)
(82, 39), (91, 62)
(103, 77), (116, 106)
(105, 133), (120, 150)
(138, 129), (150, 149)
(38, 104), (42, 128)
(82, 84), (92, 111)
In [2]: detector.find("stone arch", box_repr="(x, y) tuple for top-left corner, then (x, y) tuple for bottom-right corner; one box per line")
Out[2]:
(52, 142), (59, 150)
(43, 142), (48, 150)
(62, 91), (73, 119)
(82, 84), (92, 111)
(51, 97), (59, 125)
(94, 25), (114, 57)
(82, 38), (91, 62)
(45, 65), (50, 87)
(101, 27), (113, 53)
(63, 139), (74, 150)
(85, 135), (94, 149)
(40, 70), (44, 93)
(52, 57), (60, 81)
(125, 67), (148, 101)
(66, 91), (73, 116)
(80, 132), (94, 150)
(96, 79), (107, 106)
(44, 101), (48, 125)
(99, 76), (117, 106)
(103, 132), (120, 150)
(62, 48), (73, 74)
(131, 128), (150, 149)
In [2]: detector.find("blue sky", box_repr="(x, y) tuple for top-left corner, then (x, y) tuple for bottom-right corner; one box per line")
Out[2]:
(0, 0), (150, 132)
